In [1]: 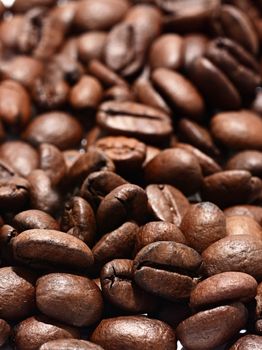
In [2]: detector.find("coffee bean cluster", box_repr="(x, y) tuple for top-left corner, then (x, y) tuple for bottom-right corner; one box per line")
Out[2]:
(0, 0), (262, 349)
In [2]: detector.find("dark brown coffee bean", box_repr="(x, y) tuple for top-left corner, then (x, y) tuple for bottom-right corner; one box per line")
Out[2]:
(11, 0), (56, 13)
(88, 60), (127, 88)
(133, 241), (202, 301)
(181, 202), (226, 253)
(211, 5), (259, 54)
(12, 229), (94, 270)
(201, 170), (262, 207)
(0, 56), (43, 89)
(13, 210), (59, 232)
(80, 170), (127, 208)
(97, 101), (172, 144)
(94, 136), (146, 173)
(0, 225), (18, 264)
(63, 150), (81, 170)
(224, 205), (262, 226)
(176, 303), (247, 350)
(146, 184), (190, 226)
(178, 118), (219, 157)
(40, 339), (104, 350)
(226, 215), (262, 240)
(149, 34), (184, 70)
(61, 196), (96, 246)
(183, 34), (209, 70)
(202, 234), (262, 280)
(68, 149), (115, 186)
(78, 32), (107, 63)
(92, 222), (138, 266)
(101, 259), (157, 313)
(229, 335), (262, 350)
(36, 273), (103, 327)
(190, 272), (258, 309)
(74, 0), (130, 31)
(14, 315), (80, 350)
(97, 184), (148, 233)
(0, 80), (31, 128)
(27, 170), (60, 214)
(226, 151), (262, 177)
(143, 145), (161, 166)
(0, 266), (35, 321)
(135, 221), (187, 254)
(103, 85), (134, 102)
(145, 148), (203, 195)
(91, 316), (176, 350)
(23, 112), (83, 150)
(176, 142), (222, 176)
(39, 143), (67, 186)
(0, 319), (10, 347)
(70, 75), (103, 110)
(256, 282), (262, 319)
(0, 141), (38, 177)
(151, 68), (205, 119)
(0, 176), (30, 212)
(211, 110), (262, 150)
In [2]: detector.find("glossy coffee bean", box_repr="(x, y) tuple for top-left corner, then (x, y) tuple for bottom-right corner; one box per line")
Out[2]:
(226, 150), (262, 177)
(40, 339), (104, 350)
(101, 259), (157, 313)
(61, 196), (96, 246)
(0, 266), (35, 321)
(0, 176), (30, 212)
(183, 34), (209, 70)
(12, 229), (94, 270)
(146, 184), (190, 226)
(226, 215), (262, 240)
(97, 184), (148, 233)
(91, 316), (176, 350)
(177, 303), (247, 350)
(190, 272), (258, 309)
(145, 148), (203, 195)
(13, 210), (59, 232)
(14, 315), (80, 350)
(78, 32), (107, 63)
(229, 335), (262, 350)
(133, 241), (202, 301)
(36, 273), (103, 327)
(202, 234), (262, 280)
(0, 319), (10, 347)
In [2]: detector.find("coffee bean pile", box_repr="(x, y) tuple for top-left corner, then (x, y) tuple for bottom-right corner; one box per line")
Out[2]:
(0, 0), (262, 349)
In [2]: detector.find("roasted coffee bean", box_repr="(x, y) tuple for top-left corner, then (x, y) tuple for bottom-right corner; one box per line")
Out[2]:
(101, 259), (157, 313)
(92, 222), (138, 266)
(11, 0), (56, 13)
(226, 215), (262, 240)
(12, 229), (94, 270)
(36, 273), (103, 327)
(39, 143), (67, 186)
(91, 316), (176, 350)
(88, 60), (127, 88)
(14, 315), (80, 350)
(211, 5), (259, 54)
(0, 141), (38, 177)
(145, 148), (203, 195)
(97, 101), (172, 144)
(74, 0), (130, 31)
(0, 225), (18, 264)
(103, 85), (135, 102)
(146, 184), (190, 226)
(0, 319), (10, 347)
(63, 149), (81, 170)
(181, 202), (226, 253)
(23, 112), (83, 150)
(61, 196), (96, 246)
(202, 234), (262, 280)
(176, 303), (247, 350)
(97, 184), (148, 233)
(202, 170), (262, 207)
(183, 34), (209, 70)
(40, 339), (104, 350)
(94, 136), (146, 173)
(135, 221), (186, 254)
(190, 272), (258, 309)
(13, 210), (59, 232)
(80, 170), (127, 208)
(149, 34), (184, 70)
(0, 80), (31, 128)
(211, 110), (262, 150)
(70, 75), (103, 110)
(78, 32), (107, 63)
(133, 241), (202, 301)
(151, 68), (205, 119)
(27, 170), (60, 214)
(0, 176), (30, 212)
(224, 205), (262, 226)
(226, 151), (262, 177)
(0, 266), (35, 321)
(68, 149), (115, 186)
(229, 335), (262, 350)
